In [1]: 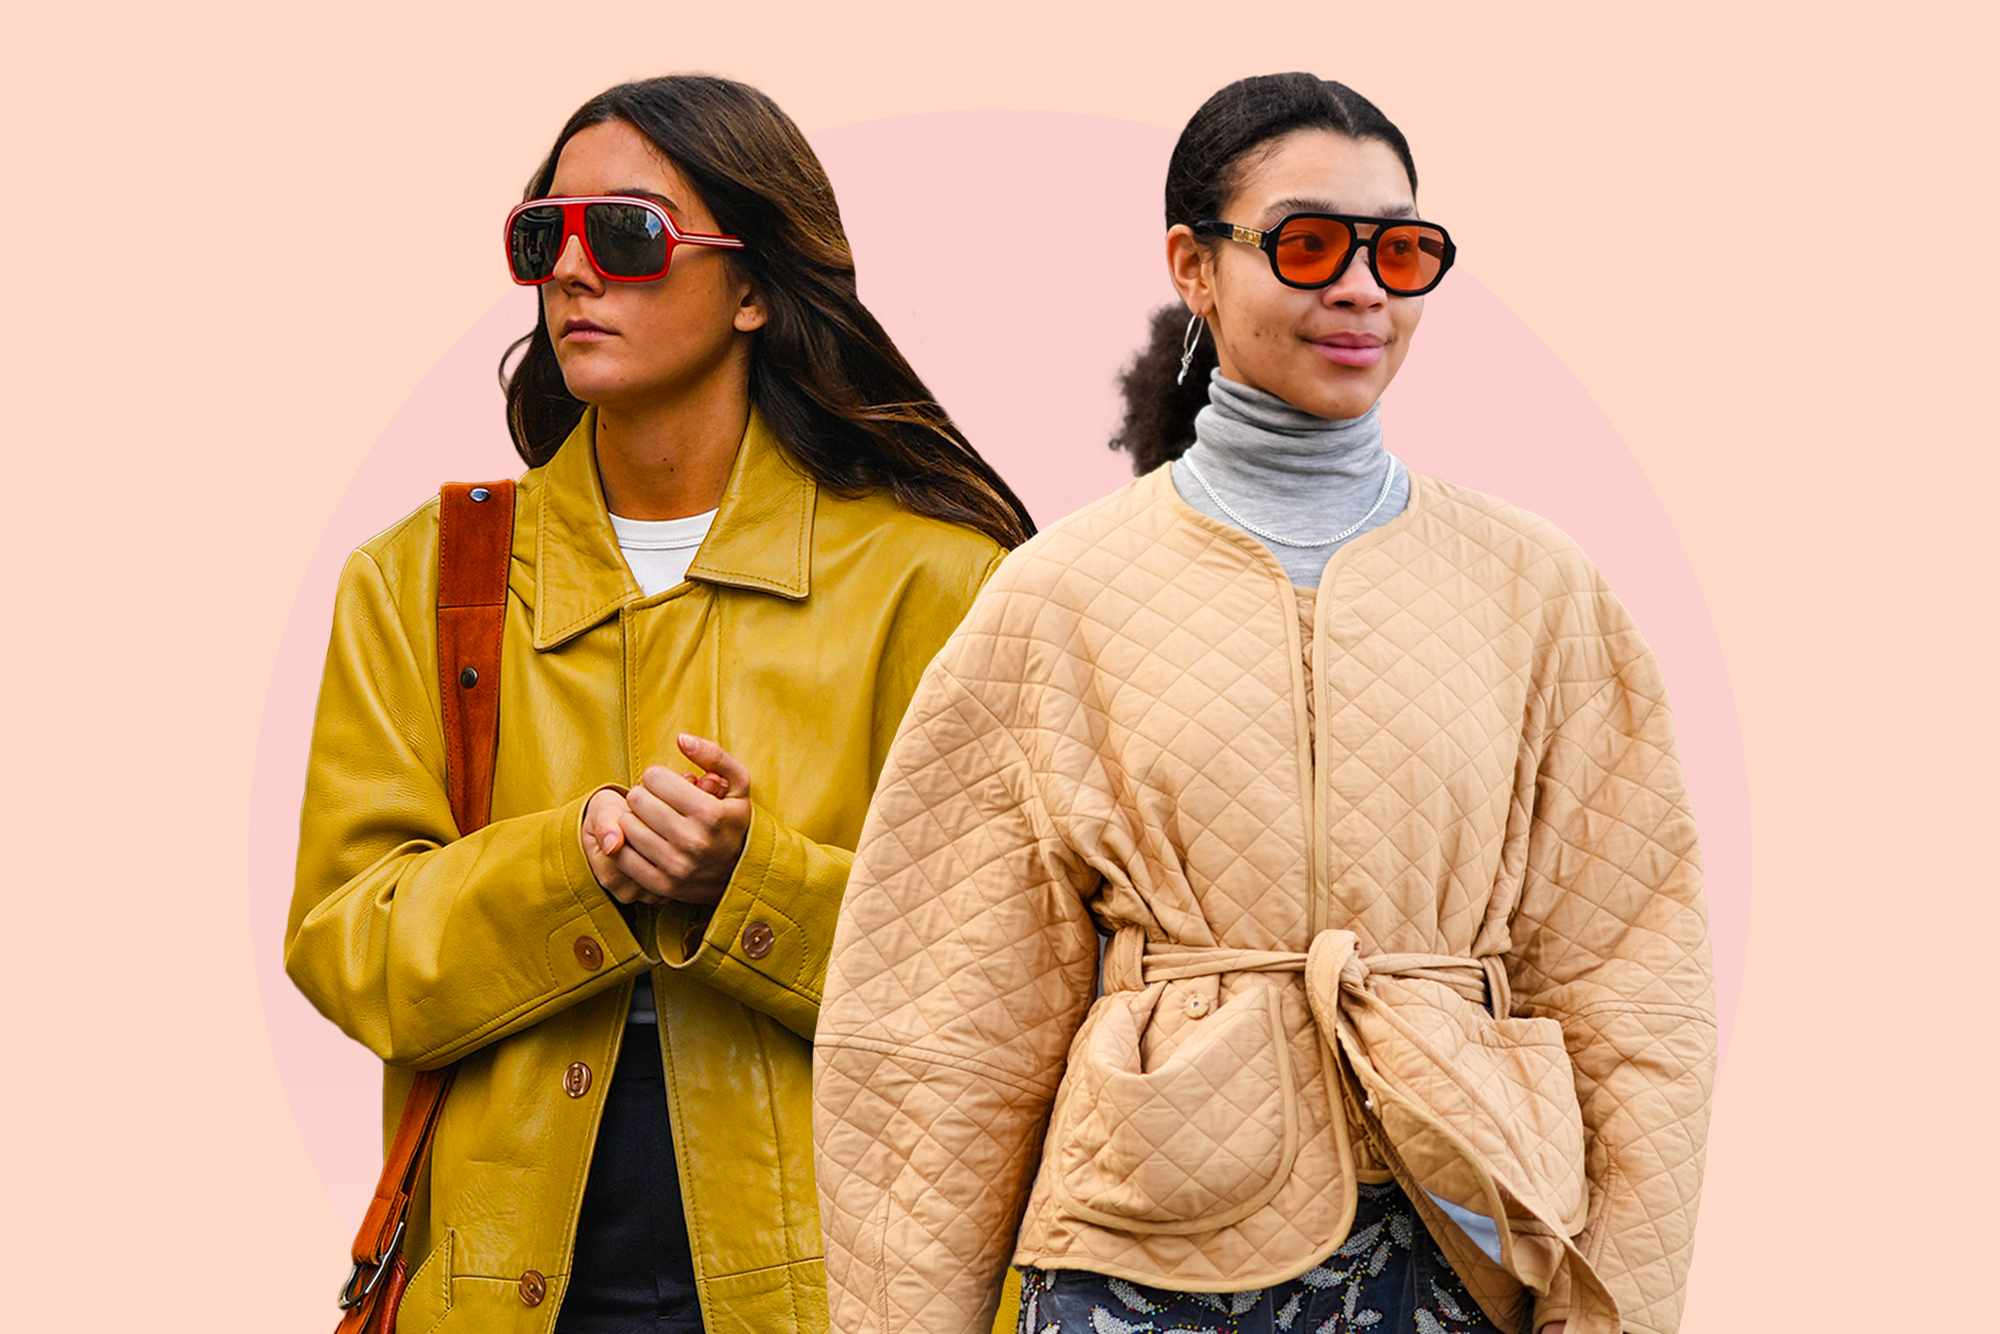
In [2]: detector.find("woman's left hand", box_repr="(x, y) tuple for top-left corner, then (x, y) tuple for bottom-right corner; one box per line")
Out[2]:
(601, 733), (752, 905)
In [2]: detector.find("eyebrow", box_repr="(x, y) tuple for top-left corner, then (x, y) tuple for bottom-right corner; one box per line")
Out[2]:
(1261, 196), (1418, 223)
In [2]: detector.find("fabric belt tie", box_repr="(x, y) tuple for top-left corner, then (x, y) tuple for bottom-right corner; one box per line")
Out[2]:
(1104, 925), (1509, 1015)
(1098, 926), (1621, 1334)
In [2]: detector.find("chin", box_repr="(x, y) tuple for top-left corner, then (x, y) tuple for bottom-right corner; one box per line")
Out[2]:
(553, 360), (627, 406)
(1291, 382), (1384, 423)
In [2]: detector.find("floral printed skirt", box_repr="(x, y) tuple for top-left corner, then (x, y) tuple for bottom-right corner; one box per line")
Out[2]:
(1016, 1180), (1497, 1334)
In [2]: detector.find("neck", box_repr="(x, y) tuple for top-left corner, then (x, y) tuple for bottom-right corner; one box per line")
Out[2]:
(1186, 372), (1386, 489)
(591, 367), (752, 520)
(1170, 370), (1409, 589)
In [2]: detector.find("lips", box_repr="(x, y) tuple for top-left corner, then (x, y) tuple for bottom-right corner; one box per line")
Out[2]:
(561, 316), (613, 341)
(1310, 331), (1386, 368)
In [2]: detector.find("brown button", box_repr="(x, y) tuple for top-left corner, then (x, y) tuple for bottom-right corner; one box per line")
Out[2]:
(573, 936), (603, 970)
(741, 920), (775, 959)
(562, 1062), (592, 1098)
(1184, 994), (1212, 1019)
(518, 1270), (547, 1306)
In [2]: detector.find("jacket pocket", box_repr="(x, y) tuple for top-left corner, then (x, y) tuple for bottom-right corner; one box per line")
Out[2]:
(1471, 1015), (1588, 1230)
(1047, 981), (1300, 1235)
(1356, 991), (1588, 1235)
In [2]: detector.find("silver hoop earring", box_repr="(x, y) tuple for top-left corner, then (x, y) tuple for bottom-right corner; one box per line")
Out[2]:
(1177, 314), (1206, 386)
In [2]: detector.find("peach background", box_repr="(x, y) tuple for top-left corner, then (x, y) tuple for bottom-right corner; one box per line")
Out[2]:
(5, 2), (1992, 1329)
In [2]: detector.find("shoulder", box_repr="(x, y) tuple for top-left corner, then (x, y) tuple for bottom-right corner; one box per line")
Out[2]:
(352, 494), (441, 584)
(329, 492), (443, 632)
(978, 469), (1184, 600)
(1407, 473), (1608, 599)
(813, 486), (1008, 589)
(347, 468), (534, 603)
(816, 486), (1006, 567)
(1407, 475), (1653, 687)
(932, 469), (1267, 677)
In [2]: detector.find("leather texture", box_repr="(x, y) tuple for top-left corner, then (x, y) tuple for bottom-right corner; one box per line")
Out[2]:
(289, 408), (1004, 1334)
(814, 467), (1715, 1334)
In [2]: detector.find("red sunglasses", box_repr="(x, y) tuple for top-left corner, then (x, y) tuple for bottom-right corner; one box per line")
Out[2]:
(504, 195), (744, 285)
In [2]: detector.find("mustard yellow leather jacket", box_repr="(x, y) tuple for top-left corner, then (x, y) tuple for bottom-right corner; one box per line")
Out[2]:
(286, 409), (1003, 1334)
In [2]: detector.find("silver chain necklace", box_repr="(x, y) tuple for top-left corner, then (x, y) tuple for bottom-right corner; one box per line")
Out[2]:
(1180, 453), (1402, 549)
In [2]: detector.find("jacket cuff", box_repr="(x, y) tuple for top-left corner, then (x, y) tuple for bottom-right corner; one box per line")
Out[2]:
(657, 798), (840, 1038)
(553, 789), (656, 974)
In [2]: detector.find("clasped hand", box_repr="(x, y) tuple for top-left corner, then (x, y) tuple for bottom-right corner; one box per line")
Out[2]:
(580, 733), (750, 906)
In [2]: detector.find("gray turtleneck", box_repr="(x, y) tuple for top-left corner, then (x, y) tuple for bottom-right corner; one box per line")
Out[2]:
(1171, 370), (1409, 590)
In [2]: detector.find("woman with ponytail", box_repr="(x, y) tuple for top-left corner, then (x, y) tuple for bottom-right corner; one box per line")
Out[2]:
(818, 74), (1715, 1334)
(287, 75), (1030, 1334)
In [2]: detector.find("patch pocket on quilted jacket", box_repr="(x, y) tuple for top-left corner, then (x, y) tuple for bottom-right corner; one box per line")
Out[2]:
(1048, 982), (1299, 1235)
(1470, 1016), (1588, 1232)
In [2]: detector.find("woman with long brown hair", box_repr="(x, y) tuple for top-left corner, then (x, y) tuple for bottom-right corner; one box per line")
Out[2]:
(816, 73), (1713, 1334)
(287, 74), (1030, 1334)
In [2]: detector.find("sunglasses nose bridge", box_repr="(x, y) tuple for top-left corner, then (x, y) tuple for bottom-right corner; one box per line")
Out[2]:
(549, 226), (603, 286)
(1317, 232), (1388, 303)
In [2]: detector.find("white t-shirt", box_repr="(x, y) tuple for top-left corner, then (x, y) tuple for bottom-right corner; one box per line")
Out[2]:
(610, 506), (718, 1025)
(609, 508), (719, 598)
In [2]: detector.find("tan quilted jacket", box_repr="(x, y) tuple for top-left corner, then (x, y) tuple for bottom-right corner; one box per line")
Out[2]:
(813, 468), (1715, 1334)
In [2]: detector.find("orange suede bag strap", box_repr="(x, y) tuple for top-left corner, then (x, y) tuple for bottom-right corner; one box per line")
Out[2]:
(435, 481), (515, 835)
(335, 479), (515, 1334)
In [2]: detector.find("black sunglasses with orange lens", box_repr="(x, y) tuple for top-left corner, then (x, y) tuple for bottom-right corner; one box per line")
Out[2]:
(1193, 213), (1455, 296)
(505, 195), (744, 285)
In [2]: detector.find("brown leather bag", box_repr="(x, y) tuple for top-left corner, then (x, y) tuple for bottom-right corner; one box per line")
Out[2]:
(335, 480), (515, 1334)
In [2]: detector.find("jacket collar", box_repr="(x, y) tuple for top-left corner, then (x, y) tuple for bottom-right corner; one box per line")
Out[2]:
(532, 407), (817, 650)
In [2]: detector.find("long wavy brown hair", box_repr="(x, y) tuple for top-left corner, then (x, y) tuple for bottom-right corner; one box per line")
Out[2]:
(503, 75), (1034, 548)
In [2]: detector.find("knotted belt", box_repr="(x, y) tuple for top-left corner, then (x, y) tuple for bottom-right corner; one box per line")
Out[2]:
(1135, 941), (1506, 1010)
(1098, 926), (1622, 1334)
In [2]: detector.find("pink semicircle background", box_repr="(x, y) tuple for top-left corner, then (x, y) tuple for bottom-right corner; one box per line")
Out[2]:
(248, 110), (1750, 1213)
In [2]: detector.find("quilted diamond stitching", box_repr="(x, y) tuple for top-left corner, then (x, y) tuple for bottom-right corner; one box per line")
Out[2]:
(815, 473), (1715, 1334)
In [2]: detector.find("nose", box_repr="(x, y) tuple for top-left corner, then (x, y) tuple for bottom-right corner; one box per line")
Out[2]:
(549, 233), (602, 290)
(1321, 235), (1387, 308)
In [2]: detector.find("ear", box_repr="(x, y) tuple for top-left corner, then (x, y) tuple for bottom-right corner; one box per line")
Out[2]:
(1166, 224), (1216, 319)
(732, 280), (769, 334)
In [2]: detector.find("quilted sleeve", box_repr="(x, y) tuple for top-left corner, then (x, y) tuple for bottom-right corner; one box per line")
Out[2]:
(285, 549), (650, 1069)
(1508, 586), (1717, 1334)
(814, 647), (1102, 1334)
